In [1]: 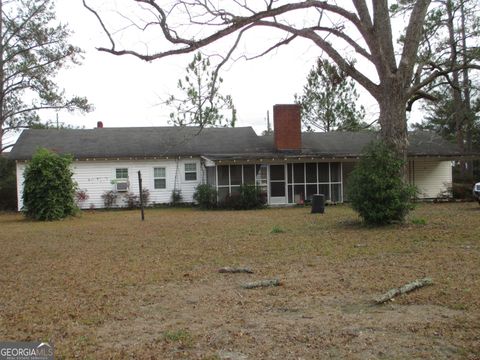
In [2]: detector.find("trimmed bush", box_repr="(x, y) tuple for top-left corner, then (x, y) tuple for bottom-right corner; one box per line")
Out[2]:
(347, 141), (417, 225)
(193, 184), (217, 209)
(22, 148), (77, 220)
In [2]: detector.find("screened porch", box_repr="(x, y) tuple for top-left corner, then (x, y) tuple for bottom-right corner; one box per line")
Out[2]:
(206, 162), (351, 205)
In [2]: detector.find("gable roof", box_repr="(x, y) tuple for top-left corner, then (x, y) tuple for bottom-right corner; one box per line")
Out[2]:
(8, 126), (468, 161)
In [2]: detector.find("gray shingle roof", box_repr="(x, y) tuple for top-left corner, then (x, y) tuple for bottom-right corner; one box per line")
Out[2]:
(8, 126), (468, 161)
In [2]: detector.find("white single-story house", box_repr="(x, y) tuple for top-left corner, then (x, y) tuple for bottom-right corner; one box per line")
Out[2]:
(8, 104), (472, 210)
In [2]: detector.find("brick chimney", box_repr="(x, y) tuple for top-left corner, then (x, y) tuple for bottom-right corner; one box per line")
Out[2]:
(273, 104), (301, 151)
(97, 121), (103, 128)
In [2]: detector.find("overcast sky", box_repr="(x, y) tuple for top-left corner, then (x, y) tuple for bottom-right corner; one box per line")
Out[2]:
(46, 0), (389, 136)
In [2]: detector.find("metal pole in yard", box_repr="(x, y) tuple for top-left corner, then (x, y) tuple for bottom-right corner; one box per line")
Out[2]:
(138, 170), (145, 221)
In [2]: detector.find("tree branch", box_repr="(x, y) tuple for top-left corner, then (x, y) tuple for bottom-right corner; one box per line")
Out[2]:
(407, 63), (480, 98)
(399, 0), (432, 84)
(0, 144), (15, 152)
(82, 0), (115, 49)
(406, 90), (438, 111)
(255, 20), (380, 97)
(373, 0), (397, 74)
(85, 1), (364, 62)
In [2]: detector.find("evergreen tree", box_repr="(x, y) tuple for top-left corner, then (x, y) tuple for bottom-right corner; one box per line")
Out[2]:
(0, 0), (92, 152)
(167, 52), (236, 128)
(295, 59), (367, 132)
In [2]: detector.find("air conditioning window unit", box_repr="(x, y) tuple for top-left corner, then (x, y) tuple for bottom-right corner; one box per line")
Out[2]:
(116, 180), (129, 192)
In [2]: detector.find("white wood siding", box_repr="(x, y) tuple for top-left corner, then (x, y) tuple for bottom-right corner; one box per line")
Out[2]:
(16, 158), (204, 210)
(410, 160), (452, 198)
(16, 162), (26, 211)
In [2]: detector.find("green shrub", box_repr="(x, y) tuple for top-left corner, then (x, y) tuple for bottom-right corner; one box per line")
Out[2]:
(0, 156), (17, 210)
(219, 185), (264, 210)
(347, 141), (417, 225)
(238, 184), (265, 209)
(193, 184), (217, 209)
(22, 148), (77, 220)
(219, 193), (241, 209)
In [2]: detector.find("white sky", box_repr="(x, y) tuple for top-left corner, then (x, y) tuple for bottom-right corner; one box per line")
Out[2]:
(45, 0), (388, 136)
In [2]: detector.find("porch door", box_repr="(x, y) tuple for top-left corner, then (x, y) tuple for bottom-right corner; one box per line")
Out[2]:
(269, 164), (287, 204)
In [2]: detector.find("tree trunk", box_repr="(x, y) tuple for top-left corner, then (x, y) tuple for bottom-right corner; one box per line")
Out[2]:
(447, 0), (466, 179)
(377, 81), (409, 178)
(460, 0), (473, 180)
(0, 0), (4, 154)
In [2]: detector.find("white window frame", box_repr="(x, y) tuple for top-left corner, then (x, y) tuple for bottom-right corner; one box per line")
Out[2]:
(153, 167), (166, 189)
(115, 168), (129, 192)
(116, 168), (128, 180)
(184, 163), (198, 181)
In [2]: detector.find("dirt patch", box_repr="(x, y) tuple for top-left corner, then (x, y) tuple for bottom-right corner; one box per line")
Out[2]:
(93, 267), (469, 359)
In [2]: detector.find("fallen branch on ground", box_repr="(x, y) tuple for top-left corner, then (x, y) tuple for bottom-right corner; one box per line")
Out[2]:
(218, 267), (254, 274)
(241, 279), (281, 289)
(374, 277), (433, 304)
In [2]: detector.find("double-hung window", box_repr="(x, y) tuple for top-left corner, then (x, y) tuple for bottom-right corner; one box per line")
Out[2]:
(184, 163), (197, 181)
(154, 167), (166, 189)
(116, 168), (128, 180)
(115, 168), (129, 192)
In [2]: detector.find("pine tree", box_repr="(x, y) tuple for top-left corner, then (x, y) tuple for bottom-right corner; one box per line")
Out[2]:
(295, 59), (367, 132)
(0, 0), (92, 152)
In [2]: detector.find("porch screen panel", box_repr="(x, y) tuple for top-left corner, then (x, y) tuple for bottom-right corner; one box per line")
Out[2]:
(206, 167), (216, 186)
(256, 165), (267, 184)
(218, 187), (229, 202)
(331, 184), (341, 202)
(256, 165), (268, 202)
(293, 163), (304, 183)
(294, 185), (305, 203)
(230, 165), (242, 185)
(318, 163), (329, 182)
(218, 166), (229, 186)
(318, 184), (330, 200)
(243, 165), (255, 185)
(330, 163), (341, 182)
(306, 184), (317, 201)
(306, 163), (317, 183)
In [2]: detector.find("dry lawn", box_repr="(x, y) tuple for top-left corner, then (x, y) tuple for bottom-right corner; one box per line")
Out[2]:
(0, 203), (479, 359)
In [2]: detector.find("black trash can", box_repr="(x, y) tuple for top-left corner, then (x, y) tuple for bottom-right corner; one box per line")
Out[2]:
(311, 194), (325, 214)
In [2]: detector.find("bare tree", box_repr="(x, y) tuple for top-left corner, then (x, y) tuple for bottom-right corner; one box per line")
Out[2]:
(83, 0), (478, 171)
